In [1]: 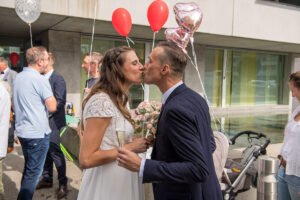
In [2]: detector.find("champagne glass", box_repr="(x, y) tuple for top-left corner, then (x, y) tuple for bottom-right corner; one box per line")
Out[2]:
(117, 130), (126, 147)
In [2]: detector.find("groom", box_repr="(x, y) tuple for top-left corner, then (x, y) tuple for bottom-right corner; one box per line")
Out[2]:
(118, 41), (222, 200)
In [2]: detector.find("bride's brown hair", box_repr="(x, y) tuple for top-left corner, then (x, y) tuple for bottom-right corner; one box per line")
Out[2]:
(81, 46), (135, 129)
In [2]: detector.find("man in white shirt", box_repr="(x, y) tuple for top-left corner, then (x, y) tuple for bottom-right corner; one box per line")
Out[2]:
(0, 57), (17, 153)
(0, 81), (11, 199)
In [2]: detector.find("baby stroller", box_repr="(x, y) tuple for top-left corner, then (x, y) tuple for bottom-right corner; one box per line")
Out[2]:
(213, 130), (271, 200)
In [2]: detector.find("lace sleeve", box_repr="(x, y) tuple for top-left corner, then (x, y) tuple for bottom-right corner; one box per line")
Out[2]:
(84, 93), (115, 120)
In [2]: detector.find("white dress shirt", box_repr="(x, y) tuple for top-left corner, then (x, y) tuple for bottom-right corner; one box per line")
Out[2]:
(0, 82), (11, 158)
(44, 69), (54, 80)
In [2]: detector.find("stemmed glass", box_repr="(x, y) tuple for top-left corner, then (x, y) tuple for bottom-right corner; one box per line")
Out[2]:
(117, 130), (126, 147)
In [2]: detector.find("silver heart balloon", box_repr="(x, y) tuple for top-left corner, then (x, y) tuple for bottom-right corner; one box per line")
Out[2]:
(175, 8), (203, 34)
(15, 0), (41, 24)
(174, 2), (199, 15)
(165, 27), (191, 53)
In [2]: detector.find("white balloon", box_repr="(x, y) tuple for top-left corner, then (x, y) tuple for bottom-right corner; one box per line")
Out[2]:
(15, 0), (41, 24)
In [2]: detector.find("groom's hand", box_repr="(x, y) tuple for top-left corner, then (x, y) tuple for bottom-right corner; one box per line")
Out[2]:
(117, 148), (141, 172)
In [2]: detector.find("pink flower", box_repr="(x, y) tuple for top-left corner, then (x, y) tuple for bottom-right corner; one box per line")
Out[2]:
(133, 100), (161, 137)
(147, 124), (153, 129)
(138, 115), (145, 121)
(144, 113), (150, 119)
(151, 127), (156, 134)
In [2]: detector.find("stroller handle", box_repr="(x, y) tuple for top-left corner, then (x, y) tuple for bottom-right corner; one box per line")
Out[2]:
(230, 130), (267, 145)
(253, 138), (271, 157)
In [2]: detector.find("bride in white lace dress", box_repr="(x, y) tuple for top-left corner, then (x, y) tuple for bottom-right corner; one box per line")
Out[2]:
(77, 46), (148, 200)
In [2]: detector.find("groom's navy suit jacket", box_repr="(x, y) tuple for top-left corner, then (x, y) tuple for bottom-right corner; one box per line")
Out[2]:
(143, 84), (222, 200)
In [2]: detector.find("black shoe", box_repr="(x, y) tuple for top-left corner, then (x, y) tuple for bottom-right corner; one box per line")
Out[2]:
(36, 180), (53, 190)
(57, 185), (67, 199)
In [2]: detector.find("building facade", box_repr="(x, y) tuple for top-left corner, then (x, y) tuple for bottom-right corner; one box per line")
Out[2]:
(1, 0), (300, 139)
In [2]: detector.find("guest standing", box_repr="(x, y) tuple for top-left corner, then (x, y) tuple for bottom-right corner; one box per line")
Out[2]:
(0, 81), (11, 200)
(277, 71), (300, 200)
(13, 46), (57, 200)
(0, 57), (17, 153)
(36, 52), (68, 199)
(81, 52), (102, 96)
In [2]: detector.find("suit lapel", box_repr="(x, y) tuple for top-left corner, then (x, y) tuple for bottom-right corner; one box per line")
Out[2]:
(164, 83), (186, 106)
(151, 83), (187, 158)
(158, 83), (186, 122)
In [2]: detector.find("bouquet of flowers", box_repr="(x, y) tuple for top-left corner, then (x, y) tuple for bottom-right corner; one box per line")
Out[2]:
(131, 101), (162, 138)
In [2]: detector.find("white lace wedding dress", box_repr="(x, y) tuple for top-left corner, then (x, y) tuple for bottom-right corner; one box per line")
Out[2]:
(77, 92), (142, 200)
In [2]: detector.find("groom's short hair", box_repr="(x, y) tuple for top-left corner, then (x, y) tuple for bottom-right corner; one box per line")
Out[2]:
(157, 41), (187, 77)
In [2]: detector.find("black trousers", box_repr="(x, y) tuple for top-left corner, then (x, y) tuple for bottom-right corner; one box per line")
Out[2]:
(42, 142), (68, 186)
(8, 121), (15, 148)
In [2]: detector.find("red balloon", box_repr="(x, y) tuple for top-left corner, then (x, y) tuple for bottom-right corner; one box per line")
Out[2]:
(112, 8), (132, 37)
(10, 52), (19, 67)
(147, 0), (169, 32)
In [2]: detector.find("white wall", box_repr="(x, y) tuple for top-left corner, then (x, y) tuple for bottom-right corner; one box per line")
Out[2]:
(233, 0), (300, 44)
(2, 0), (300, 44)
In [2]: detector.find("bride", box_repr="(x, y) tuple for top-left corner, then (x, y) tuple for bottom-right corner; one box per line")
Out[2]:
(77, 46), (148, 200)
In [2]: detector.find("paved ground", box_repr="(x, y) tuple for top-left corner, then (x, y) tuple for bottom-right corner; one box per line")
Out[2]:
(2, 144), (82, 200)
(233, 143), (282, 200)
(2, 143), (282, 200)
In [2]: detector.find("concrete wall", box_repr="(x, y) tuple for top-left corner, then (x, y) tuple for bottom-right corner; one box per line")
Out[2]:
(48, 30), (81, 118)
(233, 0), (300, 44)
(2, 0), (300, 44)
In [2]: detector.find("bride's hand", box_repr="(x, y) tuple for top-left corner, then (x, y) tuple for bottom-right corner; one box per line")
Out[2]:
(125, 137), (148, 153)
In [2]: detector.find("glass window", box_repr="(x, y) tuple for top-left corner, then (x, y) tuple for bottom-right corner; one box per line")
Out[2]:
(227, 50), (285, 106)
(213, 114), (288, 148)
(204, 48), (224, 107)
(203, 48), (287, 107)
(149, 85), (162, 102)
(0, 46), (24, 72)
(80, 37), (145, 108)
(263, 0), (300, 7)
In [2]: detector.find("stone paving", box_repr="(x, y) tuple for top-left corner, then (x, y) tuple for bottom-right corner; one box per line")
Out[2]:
(2, 143), (282, 200)
(3, 144), (82, 200)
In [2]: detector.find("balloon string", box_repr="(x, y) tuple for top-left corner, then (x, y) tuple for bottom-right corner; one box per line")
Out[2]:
(141, 83), (144, 91)
(87, 0), (98, 88)
(127, 37), (135, 44)
(29, 23), (33, 48)
(126, 37), (130, 47)
(152, 31), (157, 51)
(186, 54), (195, 66)
(189, 38), (223, 132)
